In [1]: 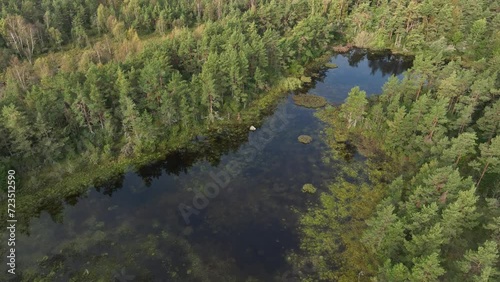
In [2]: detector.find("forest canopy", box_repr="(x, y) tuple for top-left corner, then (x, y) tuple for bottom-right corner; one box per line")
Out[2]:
(0, 0), (499, 281)
(0, 0), (335, 182)
(291, 1), (500, 281)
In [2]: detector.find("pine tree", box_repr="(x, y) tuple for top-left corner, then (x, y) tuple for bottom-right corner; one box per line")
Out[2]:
(200, 52), (221, 122)
(485, 216), (500, 245)
(166, 72), (190, 126)
(362, 204), (405, 260)
(385, 106), (411, 154)
(405, 223), (445, 258)
(441, 132), (477, 165)
(405, 165), (473, 215)
(458, 241), (499, 281)
(378, 260), (410, 281)
(408, 94), (430, 128)
(118, 94), (139, 156)
(417, 97), (448, 145)
(380, 75), (401, 118)
(454, 103), (475, 134)
(406, 202), (440, 235)
(1, 104), (33, 158)
(467, 18), (487, 59)
(437, 71), (461, 112)
(410, 253), (446, 282)
(253, 66), (267, 91)
(33, 112), (65, 163)
(409, 54), (438, 100)
(159, 88), (176, 127)
(226, 48), (245, 107)
(474, 136), (500, 187)
(85, 65), (108, 130)
(440, 187), (480, 241)
(96, 4), (108, 34)
(247, 23), (268, 72)
(116, 68), (131, 102)
(139, 54), (172, 111)
(477, 100), (500, 142)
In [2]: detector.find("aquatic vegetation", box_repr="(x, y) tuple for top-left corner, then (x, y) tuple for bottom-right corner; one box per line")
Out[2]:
(324, 63), (338, 68)
(182, 226), (194, 236)
(301, 76), (312, 83)
(298, 135), (313, 144)
(292, 94), (328, 108)
(302, 184), (317, 194)
(332, 45), (352, 53)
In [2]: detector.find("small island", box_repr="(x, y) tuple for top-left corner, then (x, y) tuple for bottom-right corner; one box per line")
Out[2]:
(292, 94), (328, 108)
(298, 135), (313, 144)
(302, 183), (317, 194)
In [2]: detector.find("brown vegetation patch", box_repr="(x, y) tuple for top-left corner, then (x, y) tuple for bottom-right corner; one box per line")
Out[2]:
(298, 135), (313, 144)
(292, 94), (327, 108)
(332, 44), (353, 53)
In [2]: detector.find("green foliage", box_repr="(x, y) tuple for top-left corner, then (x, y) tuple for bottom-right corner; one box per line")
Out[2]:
(324, 62), (338, 69)
(410, 253), (446, 282)
(477, 100), (500, 142)
(362, 205), (405, 260)
(340, 87), (367, 129)
(302, 183), (317, 194)
(297, 11), (500, 278)
(2, 104), (33, 158)
(2, 0), (499, 280)
(458, 241), (500, 281)
(441, 132), (477, 165)
(1, 0), (337, 180)
(473, 137), (500, 175)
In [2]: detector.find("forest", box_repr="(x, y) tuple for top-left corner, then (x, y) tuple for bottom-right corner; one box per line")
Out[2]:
(0, 0), (499, 281)
(0, 0), (334, 189)
(292, 0), (500, 281)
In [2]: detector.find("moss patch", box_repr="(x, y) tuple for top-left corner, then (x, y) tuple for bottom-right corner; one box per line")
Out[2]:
(292, 94), (328, 108)
(324, 63), (338, 69)
(302, 183), (317, 194)
(300, 76), (312, 83)
(298, 135), (313, 144)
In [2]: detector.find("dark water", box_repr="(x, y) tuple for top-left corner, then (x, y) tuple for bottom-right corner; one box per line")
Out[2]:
(5, 50), (411, 281)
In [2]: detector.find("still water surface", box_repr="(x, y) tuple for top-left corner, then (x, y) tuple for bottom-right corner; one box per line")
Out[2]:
(11, 50), (411, 281)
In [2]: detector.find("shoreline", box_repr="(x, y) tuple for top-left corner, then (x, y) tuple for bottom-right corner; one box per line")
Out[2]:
(2, 49), (336, 231)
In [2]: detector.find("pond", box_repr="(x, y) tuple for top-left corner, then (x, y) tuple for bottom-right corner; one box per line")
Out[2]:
(4, 49), (412, 281)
